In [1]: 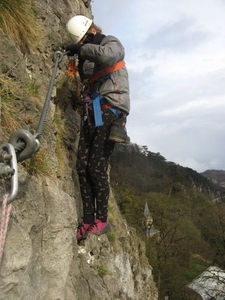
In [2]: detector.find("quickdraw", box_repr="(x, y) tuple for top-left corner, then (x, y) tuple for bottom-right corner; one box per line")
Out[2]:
(66, 58), (80, 99)
(66, 59), (77, 77)
(65, 58), (93, 123)
(0, 143), (18, 204)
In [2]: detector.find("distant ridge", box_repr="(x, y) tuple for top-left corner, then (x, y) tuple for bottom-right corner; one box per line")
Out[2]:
(201, 169), (225, 188)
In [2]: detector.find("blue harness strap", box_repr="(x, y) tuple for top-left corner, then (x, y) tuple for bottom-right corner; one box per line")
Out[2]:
(92, 92), (103, 127)
(110, 107), (120, 117)
(92, 92), (121, 126)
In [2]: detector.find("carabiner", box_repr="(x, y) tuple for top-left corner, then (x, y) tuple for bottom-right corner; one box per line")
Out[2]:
(0, 143), (18, 204)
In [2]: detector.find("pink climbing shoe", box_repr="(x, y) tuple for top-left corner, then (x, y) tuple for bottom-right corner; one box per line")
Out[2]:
(76, 222), (91, 241)
(86, 219), (111, 236)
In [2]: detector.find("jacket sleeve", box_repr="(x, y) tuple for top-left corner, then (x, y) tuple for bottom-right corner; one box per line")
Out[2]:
(79, 35), (125, 67)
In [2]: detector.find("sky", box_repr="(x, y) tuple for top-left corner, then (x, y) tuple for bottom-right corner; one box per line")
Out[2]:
(91, 0), (225, 173)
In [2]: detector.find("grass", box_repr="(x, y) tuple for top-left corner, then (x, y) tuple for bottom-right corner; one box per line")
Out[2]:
(0, 73), (21, 102)
(107, 231), (116, 243)
(25, 77), (40, 97)
(184, 254), (210, 282)
(0, 0), (38, 50)
(22, 149), (54, 176)
(0, 72), (54, 176)
(0, 73), (21, 130)
(0, 101), (20, 132)
(95, 265), (108, 277)
(0, 71), (39, 127)
(53, 109), (68, 175)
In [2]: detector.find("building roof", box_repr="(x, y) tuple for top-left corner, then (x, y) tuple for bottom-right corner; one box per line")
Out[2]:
(188, 266), (225, 300)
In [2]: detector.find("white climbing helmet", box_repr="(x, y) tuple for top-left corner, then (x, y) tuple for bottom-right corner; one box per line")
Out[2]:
(67, 15), (93, 44)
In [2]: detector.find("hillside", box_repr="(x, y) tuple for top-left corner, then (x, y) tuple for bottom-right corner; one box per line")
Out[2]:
(110, 144), (225, 198)
(110, 144), (225, 299)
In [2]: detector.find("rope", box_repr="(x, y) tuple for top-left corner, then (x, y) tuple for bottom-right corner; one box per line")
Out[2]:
(36, 51), (64, 139)
(0, 194), (12, 264)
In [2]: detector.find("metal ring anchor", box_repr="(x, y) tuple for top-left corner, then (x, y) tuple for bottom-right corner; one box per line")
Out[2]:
(53, 51), (65, 63)
(9, 129), (40, 162)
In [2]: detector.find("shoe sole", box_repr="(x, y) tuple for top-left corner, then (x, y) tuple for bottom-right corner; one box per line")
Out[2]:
(108, 135), (130, 144)
(90, 224), (111, 236)
(76, 224), (92, 242)
(77, 234), (88, 242)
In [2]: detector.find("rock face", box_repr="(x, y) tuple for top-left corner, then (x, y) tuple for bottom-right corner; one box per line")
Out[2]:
(0, 0), (158, 299)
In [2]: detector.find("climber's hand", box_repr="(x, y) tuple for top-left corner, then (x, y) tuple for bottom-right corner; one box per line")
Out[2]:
(65, 44), (82, 56)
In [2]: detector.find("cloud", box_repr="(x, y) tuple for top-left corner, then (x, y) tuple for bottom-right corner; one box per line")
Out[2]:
(145, 17), (209, 53)
(127, 65), (225, 172)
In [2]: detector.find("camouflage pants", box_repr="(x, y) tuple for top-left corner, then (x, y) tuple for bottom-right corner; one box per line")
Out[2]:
(76, 109), (115, 223)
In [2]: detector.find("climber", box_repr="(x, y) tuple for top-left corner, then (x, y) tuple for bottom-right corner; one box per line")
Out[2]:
(65, 15), (130, 241)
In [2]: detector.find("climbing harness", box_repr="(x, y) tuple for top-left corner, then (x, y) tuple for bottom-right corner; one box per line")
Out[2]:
(88, 60), (125, 126)
(0, 50), (66, 203)
(89, 60), (125, 84)
(83, 64), (126, 127)
(65, 56), (126, 128)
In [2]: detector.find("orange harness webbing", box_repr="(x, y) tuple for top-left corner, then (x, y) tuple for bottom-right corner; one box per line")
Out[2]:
(101, 103), (114, 110)
(89, 60), (125, 84)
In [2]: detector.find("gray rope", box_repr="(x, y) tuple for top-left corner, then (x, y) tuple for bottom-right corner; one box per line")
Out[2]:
(35, 51), (65, 139)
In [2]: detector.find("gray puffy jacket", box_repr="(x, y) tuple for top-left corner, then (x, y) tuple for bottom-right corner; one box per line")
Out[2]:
(79, 35), (130, 115)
